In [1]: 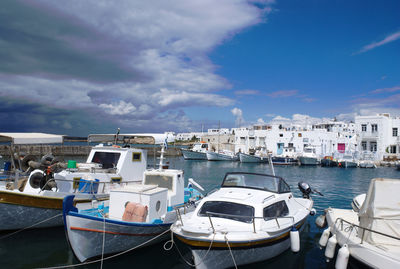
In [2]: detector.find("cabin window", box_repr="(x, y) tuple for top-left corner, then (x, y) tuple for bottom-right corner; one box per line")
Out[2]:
(132, 152), (142, 162)
(201, 144), (208, 149)
(198, 201), (254, 223)
(393, 128), (398, 137)
(263, 201), (289, 219)
(91, 152), (121, 169)
(361, 124), (367, 132)
(144, 174), (173, 190)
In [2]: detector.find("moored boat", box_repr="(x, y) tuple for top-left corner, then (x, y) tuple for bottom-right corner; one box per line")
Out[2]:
(63, 168), (203, 262)
(271, 156), (297, 165)
(319, 178), (400, 268)
(206, 150), (238, 161)
(320, 156), (337, 167)
(298, 146), (319, 166)
(181, 142), (209, 160)
(171, 172), (316, 268)
(238, 152), (268, 163)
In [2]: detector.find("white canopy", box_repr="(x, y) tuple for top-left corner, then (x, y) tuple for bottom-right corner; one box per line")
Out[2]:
(88, 133), (173, 145)
(358, 178), (400, 246)
(0, 133), (64, 144)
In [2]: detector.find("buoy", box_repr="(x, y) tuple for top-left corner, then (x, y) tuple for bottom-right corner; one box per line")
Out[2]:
(325, 234), (337, 262)
(310, 208), (316, 216)
(319, 227), (330, 249)
(315, 214), (327, 228)
(290, 226), (300, 252)
(335, 244), (349, 269)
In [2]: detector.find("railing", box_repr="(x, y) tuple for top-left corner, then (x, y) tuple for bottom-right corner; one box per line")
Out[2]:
(204, 211), (295, 234)
(334, 217), (400, 244)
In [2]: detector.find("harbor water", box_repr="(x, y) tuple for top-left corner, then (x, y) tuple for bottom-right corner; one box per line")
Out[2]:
(1, 157), (399, 269)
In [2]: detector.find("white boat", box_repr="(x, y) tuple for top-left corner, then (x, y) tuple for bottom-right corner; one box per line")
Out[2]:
(0, 133), (168, 231)
(337, 153), (358, 168)
(206, 150), (238, 161)
(63, 168), (203, 262)
(298, 146), (319, 166)
(181, 142), (209, 160)
(171, 172), (315, 268)
(238, 152), (268, 163)
(358, 152), (377, 168)
(320, 178), (400, 268)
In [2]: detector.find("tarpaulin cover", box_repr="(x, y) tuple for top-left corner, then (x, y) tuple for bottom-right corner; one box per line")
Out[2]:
(358, 178), (400, 246)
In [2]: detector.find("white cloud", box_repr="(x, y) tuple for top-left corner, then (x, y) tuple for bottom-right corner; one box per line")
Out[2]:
(0, 0), (273, 132)
(231, 107), (244, 127)
(269, 114), (331, 126)
(354, 31), (400, 55)
(99, 101), (136, 115)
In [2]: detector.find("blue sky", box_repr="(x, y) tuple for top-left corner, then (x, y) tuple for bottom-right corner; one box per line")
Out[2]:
(0, 0), (399, 135)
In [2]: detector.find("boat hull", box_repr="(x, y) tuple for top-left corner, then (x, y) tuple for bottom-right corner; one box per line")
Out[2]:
(326, 208), (400, 269)
(338, 160), (358, 168)
(298, 156), (319, 166)
(181, 149), (207, 160)
(206, 152), (238, 161)
(65, 212), (171, 262)
(238, 153), (268, 163)
(271, 157), (297, 165)
(320, 158), (337, 167)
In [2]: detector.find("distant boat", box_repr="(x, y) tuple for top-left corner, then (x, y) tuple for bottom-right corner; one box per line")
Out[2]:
(207, 150), (238, 161)
(298, 146), (319, 166)
(337, 153), (358, 168)
(321, 156), (337, 167)
(358, 152), (377, 168)
(271, 156), (297, 165)
(181, 142), (209, 160)
(238, 152), (268, 163)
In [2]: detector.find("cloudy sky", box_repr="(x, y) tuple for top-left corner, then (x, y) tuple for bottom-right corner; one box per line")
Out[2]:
(0, 0), (399, 136)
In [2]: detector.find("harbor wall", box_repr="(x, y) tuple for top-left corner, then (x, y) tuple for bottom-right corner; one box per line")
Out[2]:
(0, 145), (183, 158)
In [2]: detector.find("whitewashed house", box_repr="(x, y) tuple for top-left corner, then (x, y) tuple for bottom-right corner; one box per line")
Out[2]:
(355, 113), (400, 160)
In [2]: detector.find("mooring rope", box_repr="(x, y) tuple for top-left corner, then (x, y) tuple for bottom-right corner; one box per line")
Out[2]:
(36, 228), (171, 269)
(0, 213), (63, 240)
(163, 229), (216, 267)
(100, 215), (106, 269)
(224, 234), (238, 269)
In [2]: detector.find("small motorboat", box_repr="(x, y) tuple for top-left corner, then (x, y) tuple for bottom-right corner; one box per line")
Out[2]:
(271, 156), (297, 165)
(63, 169), (203, 262)
(170, 172), (316, 269)
(298, 146), (319, 166)
(319, 178), (400, 268)
(320, 156), (337, 167)
(181, 142), (209, 160)
(337, 152), (358, 168)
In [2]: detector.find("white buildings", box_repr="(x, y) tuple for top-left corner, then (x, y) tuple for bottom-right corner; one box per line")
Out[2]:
(175, 114), (400, 161)
(355, 113), (400, 160)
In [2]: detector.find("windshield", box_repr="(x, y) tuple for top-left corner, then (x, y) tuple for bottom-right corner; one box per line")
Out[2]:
(91, 152), (121, 169)
(198, 201), (254, 223)
(221, 172), (290, 193)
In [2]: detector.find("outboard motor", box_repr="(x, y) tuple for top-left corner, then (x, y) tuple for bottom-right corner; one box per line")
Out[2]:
(298, 181), (312, 199)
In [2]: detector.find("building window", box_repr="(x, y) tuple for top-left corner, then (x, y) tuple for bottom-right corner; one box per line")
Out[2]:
(370, 142), (377, 152)
(361, 124), (367, 132)
(288, 143), (294, 148)
(279, 133), (283, 137)
(298, 133), (302, 137)
(390, 145), (397, 154)
(361, 141), (367, 151)
(371, 124), (378, 132)
(393, 128), (398, 137)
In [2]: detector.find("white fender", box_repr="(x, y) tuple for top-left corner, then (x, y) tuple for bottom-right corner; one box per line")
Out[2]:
(325, 234), (337, 262)
(290, 226), (300, 252)
(319, 227), (330, 248)
(315, 214), (326, 228)
(335, 244), (349, 269)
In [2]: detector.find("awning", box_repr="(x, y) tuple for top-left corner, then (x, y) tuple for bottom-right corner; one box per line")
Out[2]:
(0, 133), (64, 144)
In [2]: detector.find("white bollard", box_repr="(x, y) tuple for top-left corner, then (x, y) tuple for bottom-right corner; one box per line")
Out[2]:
(335, 244), (349, 269)
(319, 227), (330, 248)
(290, 226), (300, 252)
(325, 234), (337, 262)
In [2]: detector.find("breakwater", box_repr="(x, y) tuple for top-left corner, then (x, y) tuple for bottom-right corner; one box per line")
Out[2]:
(0, 145), (182, 157)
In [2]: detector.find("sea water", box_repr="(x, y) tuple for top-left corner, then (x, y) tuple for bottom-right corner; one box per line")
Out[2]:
(0, 157), (399, 269)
